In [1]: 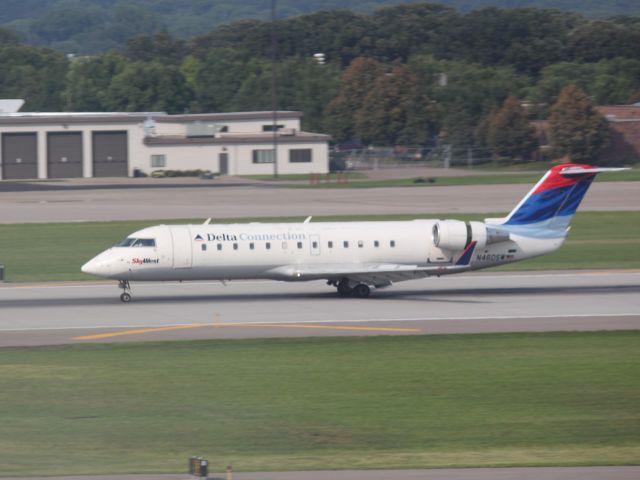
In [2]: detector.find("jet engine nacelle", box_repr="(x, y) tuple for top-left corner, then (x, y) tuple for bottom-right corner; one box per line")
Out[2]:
(432, 220), (510, 251)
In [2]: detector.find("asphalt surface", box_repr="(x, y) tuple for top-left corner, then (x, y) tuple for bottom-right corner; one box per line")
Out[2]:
(1, 270), (638, 347)
(0, 178), (637, 223)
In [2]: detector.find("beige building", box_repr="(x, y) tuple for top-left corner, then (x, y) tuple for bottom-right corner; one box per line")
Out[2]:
(0, 110), (330, 180)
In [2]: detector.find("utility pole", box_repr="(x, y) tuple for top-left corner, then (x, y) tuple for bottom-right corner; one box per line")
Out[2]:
(271, 0), (279, 178)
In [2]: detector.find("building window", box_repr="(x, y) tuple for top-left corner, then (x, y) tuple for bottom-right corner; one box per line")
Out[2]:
(150, 154), (166, 168)
(252, 149), (275, 164)
(262, 124), (284, 132)
(289, 149), (312, 163)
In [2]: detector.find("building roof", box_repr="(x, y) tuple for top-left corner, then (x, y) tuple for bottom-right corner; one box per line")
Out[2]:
(0, 110), (302, 126)
(144, 132), (330, 146)
(597, 105), (640, 121)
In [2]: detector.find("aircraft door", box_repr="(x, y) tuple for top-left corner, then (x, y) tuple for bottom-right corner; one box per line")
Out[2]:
(171, 226), (193, 269)
(310, 234), (321, 256)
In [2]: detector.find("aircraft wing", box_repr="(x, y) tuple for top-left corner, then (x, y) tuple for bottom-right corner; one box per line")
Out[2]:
(266, 242), (477, 286)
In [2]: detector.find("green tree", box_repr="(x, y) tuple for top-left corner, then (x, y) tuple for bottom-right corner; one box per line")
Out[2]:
(548, 84), (610, 161)
(355, 64), (434, 145)
(0, 44), (68, 111)
(325, 57), (386, 143)
(103, 61), (193, 114)
(485, 96), (538, 162)
(63, 52), (126, 111)
(125, 31), (186, 65)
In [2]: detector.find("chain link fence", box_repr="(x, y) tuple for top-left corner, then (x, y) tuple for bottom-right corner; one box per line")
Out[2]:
(330, 145), (495, 171)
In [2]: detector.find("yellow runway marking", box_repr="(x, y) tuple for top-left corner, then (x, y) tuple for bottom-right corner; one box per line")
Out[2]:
(74, 323), (420, 341)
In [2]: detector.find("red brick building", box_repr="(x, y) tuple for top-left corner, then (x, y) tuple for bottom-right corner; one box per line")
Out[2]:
(596, 105), (640, 163)
(531, 105), (640, 164)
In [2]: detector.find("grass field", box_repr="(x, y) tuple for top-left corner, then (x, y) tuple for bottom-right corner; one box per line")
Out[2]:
(285, 169), (640, 189)
(0, 332), (638, 475)
(0, 211), (638, 282)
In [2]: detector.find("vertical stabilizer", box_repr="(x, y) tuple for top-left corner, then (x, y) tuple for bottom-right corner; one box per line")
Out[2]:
(499, 164), (625, 231)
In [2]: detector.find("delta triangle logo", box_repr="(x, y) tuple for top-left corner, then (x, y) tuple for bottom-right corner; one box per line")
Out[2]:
(194, 234), (205, 242)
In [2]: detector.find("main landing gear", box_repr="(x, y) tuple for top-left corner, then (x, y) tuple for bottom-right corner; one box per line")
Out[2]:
(118, 280), (132, 303)
(329, 278), (371, 298)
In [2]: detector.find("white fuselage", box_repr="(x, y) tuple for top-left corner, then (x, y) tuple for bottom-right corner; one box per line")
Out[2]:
(82, 220), (564, 282)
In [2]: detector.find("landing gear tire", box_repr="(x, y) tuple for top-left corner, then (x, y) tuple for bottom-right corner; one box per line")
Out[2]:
(353, 283), (370, 298)
(118, 280), (132, 303)
(337, 282), (353, 297)
(337, 278), (353, 297)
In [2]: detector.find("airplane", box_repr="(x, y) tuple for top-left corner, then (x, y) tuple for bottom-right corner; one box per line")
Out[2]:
(81, 163), (626, 302)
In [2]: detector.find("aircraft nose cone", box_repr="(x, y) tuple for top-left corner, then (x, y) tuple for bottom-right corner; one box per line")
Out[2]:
(81, 258), (101, 275)
(81, 254), (112, 277)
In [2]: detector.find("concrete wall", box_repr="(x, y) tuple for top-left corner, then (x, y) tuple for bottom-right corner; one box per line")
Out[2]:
(0, 112), (328, 179)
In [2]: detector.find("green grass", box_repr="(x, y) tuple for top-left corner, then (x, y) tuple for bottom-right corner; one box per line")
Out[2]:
(241, 172), (367, 181)
(289, 169), (640, 188)
(0, 211), (638, 282)
(0, 332), (638, 475)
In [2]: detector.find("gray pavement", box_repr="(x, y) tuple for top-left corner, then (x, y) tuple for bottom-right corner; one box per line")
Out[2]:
(1, 270), (638, 347)
(0, 178), (637, 223)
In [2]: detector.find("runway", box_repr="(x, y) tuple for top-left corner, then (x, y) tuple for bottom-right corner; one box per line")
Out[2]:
(0, 179), (637, 223)
(1, 270), (638, 347)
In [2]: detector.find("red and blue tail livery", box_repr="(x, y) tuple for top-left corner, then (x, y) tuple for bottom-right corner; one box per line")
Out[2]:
(503, 164), (621, 226)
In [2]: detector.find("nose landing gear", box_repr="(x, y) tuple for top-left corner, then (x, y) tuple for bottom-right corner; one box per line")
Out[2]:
(118, 280), (132, 302)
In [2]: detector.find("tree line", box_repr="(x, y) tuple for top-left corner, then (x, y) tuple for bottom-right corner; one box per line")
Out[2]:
(0, 4), (636, 162)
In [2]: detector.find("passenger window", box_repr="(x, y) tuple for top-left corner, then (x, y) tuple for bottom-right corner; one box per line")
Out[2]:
(358, 240), (363, 248)
(266, 242), (271, 250)
(250, 243), (255, 250)
(217, 244), (222, 251)
(374, 240), (379, 248)
(233, 243), (238, 250)
(312, 241), (318, 249)
(201, 244), (207, 252)
(328, 241), (333, 248)
(297, 242), (303, 249)
(343, 241), (349, 248)
(390, 240), (396, 248)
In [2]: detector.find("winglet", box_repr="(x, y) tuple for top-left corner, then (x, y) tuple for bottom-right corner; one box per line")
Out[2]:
(455, 241), (477, 266)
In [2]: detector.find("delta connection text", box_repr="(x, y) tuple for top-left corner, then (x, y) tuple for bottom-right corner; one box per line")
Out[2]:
(200, 232), (307, 242)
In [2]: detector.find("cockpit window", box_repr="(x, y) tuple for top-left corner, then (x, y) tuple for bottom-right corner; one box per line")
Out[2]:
(116, 238), (136, 247)
(116, 238), (156, 247)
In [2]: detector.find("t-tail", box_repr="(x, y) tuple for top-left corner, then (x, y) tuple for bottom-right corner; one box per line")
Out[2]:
(487, 163), (626, 238)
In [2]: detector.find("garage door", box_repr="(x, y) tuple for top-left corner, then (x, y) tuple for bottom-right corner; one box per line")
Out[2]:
(2, 133), (38, 179)
(92, 131), (128, 177)
(47, 132), (83, 178)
